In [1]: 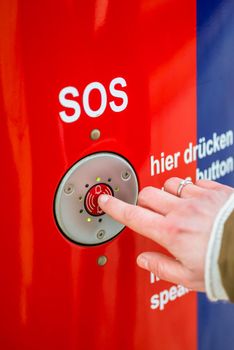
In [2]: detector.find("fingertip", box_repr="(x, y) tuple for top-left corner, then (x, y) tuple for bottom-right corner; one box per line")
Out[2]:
(98, 194), (110, 206)
(137, 254), (149, 270)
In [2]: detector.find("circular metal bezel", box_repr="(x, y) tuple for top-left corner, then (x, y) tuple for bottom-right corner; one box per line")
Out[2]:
(54, 152), (139, 246)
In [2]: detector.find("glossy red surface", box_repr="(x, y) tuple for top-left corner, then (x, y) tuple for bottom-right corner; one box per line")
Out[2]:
(0, 1), (197, 349)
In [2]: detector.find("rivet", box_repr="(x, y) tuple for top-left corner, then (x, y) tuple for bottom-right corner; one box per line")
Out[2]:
(97, 255), (107, 266)
(64, 183), (74, 194)
(90, 129), (101, 141)
(97, 229), (105, 239)
(121, 170), (131, 181)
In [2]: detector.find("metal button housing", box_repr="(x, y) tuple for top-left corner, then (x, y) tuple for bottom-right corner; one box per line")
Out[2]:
(54, 152), (138, 245)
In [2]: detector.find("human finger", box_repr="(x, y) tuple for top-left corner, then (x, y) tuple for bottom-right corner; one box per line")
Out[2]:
(137, 251), (189, 286)
(137, 186), (180, 215)
(196, 179), (230, 191)
(164, 177), (205, 198)
(98, 194), (170, 248)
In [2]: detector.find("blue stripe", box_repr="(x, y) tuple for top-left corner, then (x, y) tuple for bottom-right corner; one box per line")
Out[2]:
(197, 0), (234, 349)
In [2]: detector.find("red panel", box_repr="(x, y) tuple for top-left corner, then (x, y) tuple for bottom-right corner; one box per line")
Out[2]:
(0, 1), (197, 349)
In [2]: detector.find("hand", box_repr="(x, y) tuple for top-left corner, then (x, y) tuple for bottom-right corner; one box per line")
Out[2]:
(98, 178), (234, 291)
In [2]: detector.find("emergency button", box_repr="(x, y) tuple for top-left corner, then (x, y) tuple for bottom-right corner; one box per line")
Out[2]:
(85, 183), (113, 216)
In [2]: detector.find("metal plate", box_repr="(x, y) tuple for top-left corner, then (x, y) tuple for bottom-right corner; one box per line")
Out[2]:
(54, 152), (139, 245)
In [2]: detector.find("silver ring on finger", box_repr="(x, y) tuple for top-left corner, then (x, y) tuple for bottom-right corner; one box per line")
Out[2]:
(177, 177), (193, 197)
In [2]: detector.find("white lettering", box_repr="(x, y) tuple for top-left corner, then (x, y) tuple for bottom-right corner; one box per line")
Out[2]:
(83, 82), (107, 118)
(150, 284), (189, 311)
(109, 77), (128, 112)
(196, 157), (234, 181)
(150, 152), (181, 176)
(58, 76), (128, 123)
(59, 86), (81, 123)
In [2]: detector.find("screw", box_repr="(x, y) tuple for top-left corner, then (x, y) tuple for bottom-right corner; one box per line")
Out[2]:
(121, 170), (131, 181)
(97, 255), (107, 266)
(64, 183), (74, 194)
(97, 229), (105, 240)
(90, 129), (101, 141)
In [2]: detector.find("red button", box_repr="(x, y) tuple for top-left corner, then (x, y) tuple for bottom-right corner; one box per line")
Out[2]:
(84, 183), (113, 216)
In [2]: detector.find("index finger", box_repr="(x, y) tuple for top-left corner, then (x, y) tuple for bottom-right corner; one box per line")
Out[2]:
(98, 194), (170, 248)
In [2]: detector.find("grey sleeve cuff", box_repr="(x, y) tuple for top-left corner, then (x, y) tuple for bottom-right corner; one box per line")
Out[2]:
(205, 192), (234, 301)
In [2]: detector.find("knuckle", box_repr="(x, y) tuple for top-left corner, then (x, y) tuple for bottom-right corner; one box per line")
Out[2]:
(123, 205), (136, 223)
(164, 177), (178, 189)
(184, 200), (199, 213)
(208, 180), (225, 190)
(183, 271), (199, 289)
(150, 261), (164, 279)
(216, 186), (234, 198)
(166, 220), (183, 236)
(196, 179), (208, 187)
(138, 186), (154, 202)
(180, 275), (193, 289)
(204, 188), (231, 208)
(195, 179), (203, 186)
(203, 190), (216, 202)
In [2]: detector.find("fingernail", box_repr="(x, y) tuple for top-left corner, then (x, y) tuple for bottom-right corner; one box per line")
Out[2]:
(137, 255), (149, 270)
(98, 194), (110, 204)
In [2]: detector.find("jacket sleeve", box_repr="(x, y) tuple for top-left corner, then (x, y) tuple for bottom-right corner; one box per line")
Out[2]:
(218, 209), (234, 301)
(205, 193), (234, 301)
